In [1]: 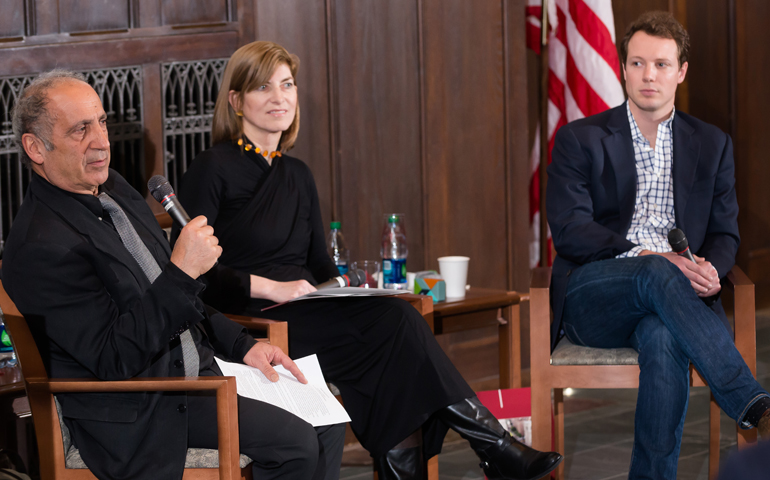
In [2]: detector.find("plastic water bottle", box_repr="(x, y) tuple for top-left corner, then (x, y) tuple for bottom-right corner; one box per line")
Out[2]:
(381, 213), (408, 290)
(327, 221), (350, 276)
(0, 316), (16, 368)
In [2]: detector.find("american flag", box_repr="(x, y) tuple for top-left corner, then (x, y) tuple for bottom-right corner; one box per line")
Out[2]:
(526, 0), (625, 267)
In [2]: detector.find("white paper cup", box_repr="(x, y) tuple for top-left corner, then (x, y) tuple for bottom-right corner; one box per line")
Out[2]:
(438, 256), (470, 299)
(407, 272), (416, 292)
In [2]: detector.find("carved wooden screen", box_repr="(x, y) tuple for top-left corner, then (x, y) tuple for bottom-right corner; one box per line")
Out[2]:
(0, 66), (143, 254)
(0, 74), (34, 256)
(161, 59), (228, 190)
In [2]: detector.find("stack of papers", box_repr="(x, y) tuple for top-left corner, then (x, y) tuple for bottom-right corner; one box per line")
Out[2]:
(262, 287), (409, 311)
(215, 355), (351, 427)
(299, 287), (410, 298)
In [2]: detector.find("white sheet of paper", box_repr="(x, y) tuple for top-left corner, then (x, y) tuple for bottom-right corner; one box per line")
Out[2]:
(214, 354), (351, 427)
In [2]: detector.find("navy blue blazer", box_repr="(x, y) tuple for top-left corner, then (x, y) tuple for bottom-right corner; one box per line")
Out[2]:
(546, 103), (740, 351)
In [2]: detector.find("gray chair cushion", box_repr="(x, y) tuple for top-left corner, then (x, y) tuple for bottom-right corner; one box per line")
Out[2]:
(551, 337), (639, 365)
(56, 396), (252, 469)
(64, 447), (253, 469)
(185, 449), (253, 469)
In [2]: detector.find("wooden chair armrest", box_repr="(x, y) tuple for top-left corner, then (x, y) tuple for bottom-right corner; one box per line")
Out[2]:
(35, 376), (236, 394)
(725, 264), (753, 290)
(225, 313), (289, 353)
(529, 267), (553, 368)
(28, 376), (240, 480)
(724, 265), (756, 375)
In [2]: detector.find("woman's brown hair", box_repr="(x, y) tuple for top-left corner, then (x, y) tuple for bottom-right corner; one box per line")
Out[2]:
(212, 41), (300, 152)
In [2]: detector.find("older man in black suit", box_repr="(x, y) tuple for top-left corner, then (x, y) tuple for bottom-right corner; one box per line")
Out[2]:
(1, 70), (344, 480)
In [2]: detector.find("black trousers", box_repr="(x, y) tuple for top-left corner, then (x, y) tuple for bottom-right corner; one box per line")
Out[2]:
(244, 297), (475, 457)
(187, 387), (345, 480)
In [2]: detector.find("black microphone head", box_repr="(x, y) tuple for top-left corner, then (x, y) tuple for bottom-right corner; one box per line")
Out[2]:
(347, 269), (366, 287)
(148, 175), (174, 203)
(667, 228), (689, 253)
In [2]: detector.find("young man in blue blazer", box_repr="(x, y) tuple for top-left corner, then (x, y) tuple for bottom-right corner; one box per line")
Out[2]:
(546, 11), (769, 479)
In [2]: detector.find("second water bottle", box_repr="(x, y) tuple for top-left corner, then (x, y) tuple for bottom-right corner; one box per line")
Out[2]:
(381, 213), (408, 289)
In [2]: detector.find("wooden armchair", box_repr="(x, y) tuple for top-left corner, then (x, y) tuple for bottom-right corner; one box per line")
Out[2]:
(0, 279), (256, 480)
(529, 265), (757, 479)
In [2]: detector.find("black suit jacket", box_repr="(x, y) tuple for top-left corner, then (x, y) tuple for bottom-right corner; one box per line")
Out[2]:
(546, 104), (740, 351)
(2, 171), (255, 480)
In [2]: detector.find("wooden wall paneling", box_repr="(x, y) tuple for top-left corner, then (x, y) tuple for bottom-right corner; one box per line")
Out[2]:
(418, 0), (428, 266)
(422, 0), (508, 288)
(684, 0), (730, 131)
(135, 0), (161, 28)
(505, 0), (532, 368)
(333, 0), (424, 268)
(611, 0), (672, 41)
(670, 0), (689, 113)
(58, 0), (129, 34)
(234, 0), (254, 46)
(0, 0), (25, 38)
(33, 0), (58, 35)
(0, 30), (240, 75)
(505, 0), (530, 293)
(734, 0), (770, 283)
(253, 0), (334, 230)
(161, 0), (229, 26)
(326, 0), (340, 224)
(727, 0), (737, 141)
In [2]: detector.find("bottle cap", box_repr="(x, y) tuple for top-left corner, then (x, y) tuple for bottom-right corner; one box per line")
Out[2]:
(385, 214), (402, 223)
(330, 221), (341, 229)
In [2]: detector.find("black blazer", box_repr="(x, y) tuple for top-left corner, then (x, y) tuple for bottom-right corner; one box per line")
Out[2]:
(546, 104), (740, 351)
(2, 171), (254, 480)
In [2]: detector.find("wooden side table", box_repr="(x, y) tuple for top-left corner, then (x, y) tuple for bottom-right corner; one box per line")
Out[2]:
(0, 367), (23, 395)
(0, 366), (27, 468)
(427, 288), (521, 389)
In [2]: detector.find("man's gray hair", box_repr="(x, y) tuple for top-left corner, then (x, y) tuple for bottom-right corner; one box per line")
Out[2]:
(11, 69), (88, 168)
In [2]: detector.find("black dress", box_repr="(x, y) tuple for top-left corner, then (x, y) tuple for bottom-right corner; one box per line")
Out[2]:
(176, 141), (474, 457)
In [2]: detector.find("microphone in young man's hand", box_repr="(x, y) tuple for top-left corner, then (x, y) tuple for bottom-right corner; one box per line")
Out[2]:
(667, 228), (696, 263)
(148, 175), (191, 227)
(316, 269), (367, 289)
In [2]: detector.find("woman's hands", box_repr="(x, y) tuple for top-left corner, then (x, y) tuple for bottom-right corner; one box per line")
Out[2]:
(250, 275), (317, 303)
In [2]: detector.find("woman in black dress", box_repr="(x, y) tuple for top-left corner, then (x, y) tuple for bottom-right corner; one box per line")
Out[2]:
(177, 40), (561, 480)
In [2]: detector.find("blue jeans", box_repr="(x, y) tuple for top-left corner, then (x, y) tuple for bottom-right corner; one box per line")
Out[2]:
(562, 256), (768, 480)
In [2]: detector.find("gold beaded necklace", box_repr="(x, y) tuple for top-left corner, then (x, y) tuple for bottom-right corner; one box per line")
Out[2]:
(238, 138), (282, 159)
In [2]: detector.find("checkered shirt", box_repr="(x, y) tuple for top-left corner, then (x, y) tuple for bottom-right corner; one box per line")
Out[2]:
(616, 101), (676, 258)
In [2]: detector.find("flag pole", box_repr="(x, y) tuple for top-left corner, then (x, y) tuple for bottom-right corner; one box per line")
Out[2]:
(539, 0), (550, 267)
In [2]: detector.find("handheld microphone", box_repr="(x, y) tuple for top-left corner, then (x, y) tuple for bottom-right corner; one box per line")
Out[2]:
(317, 269), (366, 290)
(148, 175), (190, 227)
(667, 228), (696, 263)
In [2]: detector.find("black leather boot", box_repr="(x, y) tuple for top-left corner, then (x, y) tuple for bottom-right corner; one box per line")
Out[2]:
(375, 430), (426, 480)
(438, 397), (562, 480)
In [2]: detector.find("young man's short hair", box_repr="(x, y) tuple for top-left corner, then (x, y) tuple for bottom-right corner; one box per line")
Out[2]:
(619, 11), (690, 67)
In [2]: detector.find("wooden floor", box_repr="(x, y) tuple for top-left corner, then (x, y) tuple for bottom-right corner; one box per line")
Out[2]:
(340, 307), (770, 479)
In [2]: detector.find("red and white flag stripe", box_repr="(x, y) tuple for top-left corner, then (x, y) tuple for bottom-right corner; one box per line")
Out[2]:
(527, 0), (624, 268)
